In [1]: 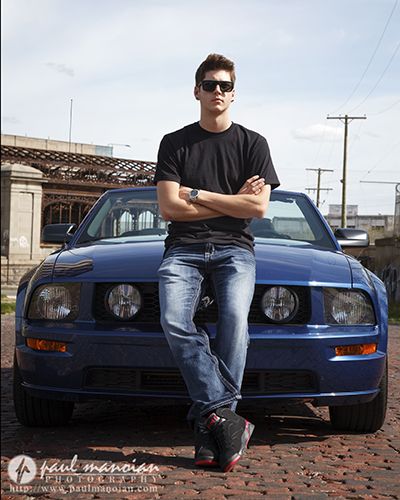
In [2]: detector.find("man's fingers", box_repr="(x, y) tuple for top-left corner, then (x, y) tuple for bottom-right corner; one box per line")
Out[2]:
(238, 176), (265, 194)
(245, 175), (260, 186)
(251, 178), (265, 188)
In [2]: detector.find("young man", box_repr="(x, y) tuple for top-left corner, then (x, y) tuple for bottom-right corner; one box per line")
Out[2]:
(154, 54), (280, 472)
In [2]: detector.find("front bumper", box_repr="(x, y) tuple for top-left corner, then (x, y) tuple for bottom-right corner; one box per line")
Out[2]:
(15, 321), (387, 407)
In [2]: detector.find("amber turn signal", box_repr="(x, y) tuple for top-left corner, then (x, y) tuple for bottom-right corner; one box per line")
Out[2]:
(335, 343), (377, 356)
(26, 338), (67, 352)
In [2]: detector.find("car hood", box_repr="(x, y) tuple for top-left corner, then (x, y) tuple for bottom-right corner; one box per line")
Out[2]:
(53, 241), (165, 281)
(52, 240), (352, 286)
(254, 242), (351, 285)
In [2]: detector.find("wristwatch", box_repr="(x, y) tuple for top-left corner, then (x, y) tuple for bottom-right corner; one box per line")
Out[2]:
(189, 189), (200, 203)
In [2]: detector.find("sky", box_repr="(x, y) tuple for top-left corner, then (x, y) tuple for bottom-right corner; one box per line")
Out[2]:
(1, 0), (399, 215)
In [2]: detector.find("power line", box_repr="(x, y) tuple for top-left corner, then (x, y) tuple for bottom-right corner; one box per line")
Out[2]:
(348, 39), (400, 113)
(329, 0), (398, 114)
(370, 97), (400, 116)
(360, 140), (400, 180)
(347, 118), (365, 155)
(360, 181), (399, 184)
(311, 125), (328, 168)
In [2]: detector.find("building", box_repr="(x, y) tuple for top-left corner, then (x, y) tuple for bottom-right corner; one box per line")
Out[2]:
(1, 134), (156, 285)
(325, 204), (395, 244)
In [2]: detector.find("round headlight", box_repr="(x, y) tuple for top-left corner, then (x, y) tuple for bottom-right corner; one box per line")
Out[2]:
(329, 290), (374, 325)
(261, 286), (298, 323)
(106, 284), (142, 320)
(37, 286), (73, 320)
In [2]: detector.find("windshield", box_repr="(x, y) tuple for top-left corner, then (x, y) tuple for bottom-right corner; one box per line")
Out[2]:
(75, 189), (335, 249)
(251, 192), (336, 249)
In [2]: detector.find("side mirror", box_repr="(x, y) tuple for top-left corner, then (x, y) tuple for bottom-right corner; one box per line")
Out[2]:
(41, 223), (77, 244)
(334, 228), (369, 248)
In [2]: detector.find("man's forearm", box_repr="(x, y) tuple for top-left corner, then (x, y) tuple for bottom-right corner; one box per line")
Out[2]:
(160, 197), (225, 221)
(195, 187), (270, 219)
(157, 178), (268, 222)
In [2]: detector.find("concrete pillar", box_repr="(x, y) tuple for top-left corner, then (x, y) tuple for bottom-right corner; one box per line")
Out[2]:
(1, 163), (46, 261)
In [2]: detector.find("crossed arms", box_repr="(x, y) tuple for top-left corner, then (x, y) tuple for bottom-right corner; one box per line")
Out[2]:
(157, 176), (271, 222)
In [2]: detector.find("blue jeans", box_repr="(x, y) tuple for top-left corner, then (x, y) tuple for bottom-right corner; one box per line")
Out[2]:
(158, 243), (256, 423)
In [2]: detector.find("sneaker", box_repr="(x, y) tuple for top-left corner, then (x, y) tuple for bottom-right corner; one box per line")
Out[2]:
(194, 419), (219, 467)
(205, 407), (254, 472)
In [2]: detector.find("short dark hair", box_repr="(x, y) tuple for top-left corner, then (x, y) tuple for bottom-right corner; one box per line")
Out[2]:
(195, 53), (236, 86)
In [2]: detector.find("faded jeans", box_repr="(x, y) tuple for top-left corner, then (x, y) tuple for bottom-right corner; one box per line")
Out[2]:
(158, 243), (256, 424)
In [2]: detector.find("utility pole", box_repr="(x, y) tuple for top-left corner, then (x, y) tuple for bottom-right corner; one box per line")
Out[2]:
(68, 98), (73, 153)
(360, 180), (400, 236)
(306, 168), (333, 208)
(327, 114), (366, 227)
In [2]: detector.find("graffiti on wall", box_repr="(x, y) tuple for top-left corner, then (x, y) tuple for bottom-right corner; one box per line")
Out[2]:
(380, 263), (400, 305)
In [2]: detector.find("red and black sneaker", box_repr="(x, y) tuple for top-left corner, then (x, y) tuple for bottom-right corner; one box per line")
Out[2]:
(194, 420), (219, 468)
(205, 407), (254, 472)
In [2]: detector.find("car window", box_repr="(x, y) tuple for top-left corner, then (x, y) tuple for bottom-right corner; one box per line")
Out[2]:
(76, 190), (167, 244)
(251, 193), (336, 249)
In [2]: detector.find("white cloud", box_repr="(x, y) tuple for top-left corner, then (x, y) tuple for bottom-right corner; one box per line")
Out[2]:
(292, 124), (343, 142)
(1, 116), (20, 125)
(45, 62), (74, 77)
(364, 130), (381, 139)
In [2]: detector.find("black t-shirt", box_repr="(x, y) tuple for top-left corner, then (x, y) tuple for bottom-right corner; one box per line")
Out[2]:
(154, 122), (280, 252)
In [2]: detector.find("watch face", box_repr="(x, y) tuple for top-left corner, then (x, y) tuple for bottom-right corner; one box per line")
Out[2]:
(189, 189), (199, 202)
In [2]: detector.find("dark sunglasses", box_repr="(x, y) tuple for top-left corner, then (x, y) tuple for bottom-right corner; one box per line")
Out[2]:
(199, 80), (234, 92)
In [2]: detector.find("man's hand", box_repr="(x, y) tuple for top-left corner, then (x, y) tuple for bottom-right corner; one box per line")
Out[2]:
(237, 175), (265, 195)
(178, 186), (192, 201)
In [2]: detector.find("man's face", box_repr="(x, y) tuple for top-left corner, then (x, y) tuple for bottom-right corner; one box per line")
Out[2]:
(194, 69), (235, 115)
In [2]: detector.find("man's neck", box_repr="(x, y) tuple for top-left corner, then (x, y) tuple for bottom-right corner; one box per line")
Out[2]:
(199, 113), (232, 133)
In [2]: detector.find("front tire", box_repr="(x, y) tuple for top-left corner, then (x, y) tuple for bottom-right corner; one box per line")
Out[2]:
(13, 355), (74, 426)
(329, 360), (388, 433)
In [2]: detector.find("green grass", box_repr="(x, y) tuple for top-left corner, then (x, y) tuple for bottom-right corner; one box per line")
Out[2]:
(1, 294), (16, 315)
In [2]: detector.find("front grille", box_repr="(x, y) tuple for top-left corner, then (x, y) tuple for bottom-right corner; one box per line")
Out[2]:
(84, 368), (317, 395)
(94, 283), (311, 324)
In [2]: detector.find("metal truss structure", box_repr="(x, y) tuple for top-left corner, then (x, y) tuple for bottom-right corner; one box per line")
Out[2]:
(1, 144), (157, 228)
(1, 145), (157, 187)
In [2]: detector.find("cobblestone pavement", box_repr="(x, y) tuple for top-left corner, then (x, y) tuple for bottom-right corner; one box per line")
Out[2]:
(1, 313), (399, 499)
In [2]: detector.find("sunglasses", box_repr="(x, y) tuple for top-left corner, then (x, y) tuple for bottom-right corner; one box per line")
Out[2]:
(199, 80), (234, 92)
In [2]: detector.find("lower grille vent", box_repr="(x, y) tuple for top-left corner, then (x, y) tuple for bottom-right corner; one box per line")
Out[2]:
(84, 368), (317, 395)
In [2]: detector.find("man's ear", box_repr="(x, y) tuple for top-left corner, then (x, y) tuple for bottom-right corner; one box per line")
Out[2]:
(194, 86), (200, 100)
(231, 89), (235, 103)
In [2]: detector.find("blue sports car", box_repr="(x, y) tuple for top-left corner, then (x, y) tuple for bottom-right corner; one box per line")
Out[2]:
(13, 187), (388, 432)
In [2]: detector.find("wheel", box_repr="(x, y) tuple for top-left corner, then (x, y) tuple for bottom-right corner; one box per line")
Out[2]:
(13, 355), (74, 426)
(329, 360), (388, 433)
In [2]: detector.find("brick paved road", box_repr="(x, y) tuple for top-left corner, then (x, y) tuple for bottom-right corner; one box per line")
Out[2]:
(1, 313), (399, 499)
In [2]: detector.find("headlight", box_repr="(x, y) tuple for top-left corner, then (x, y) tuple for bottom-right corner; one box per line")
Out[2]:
(324, 288), (375, 325)
(261, 286), (299, 323)
(28, 283), (80, 320)
(106, 284), (142, 320)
